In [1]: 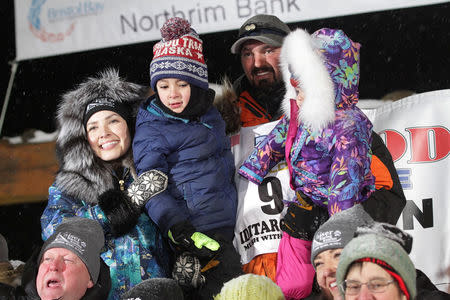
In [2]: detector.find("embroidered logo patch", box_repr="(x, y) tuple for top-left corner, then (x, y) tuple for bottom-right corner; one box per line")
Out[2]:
(53, 232), (87, 254)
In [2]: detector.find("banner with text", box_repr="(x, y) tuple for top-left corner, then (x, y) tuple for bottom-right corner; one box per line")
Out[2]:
(14, 0), (448, 60)
(232, 89), (450, 291)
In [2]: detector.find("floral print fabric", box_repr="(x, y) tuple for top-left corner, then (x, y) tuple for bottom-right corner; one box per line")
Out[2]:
(239, 28), (375, 216)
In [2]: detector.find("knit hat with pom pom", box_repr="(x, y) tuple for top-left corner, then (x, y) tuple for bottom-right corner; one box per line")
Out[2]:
(150, 17), (208, 90)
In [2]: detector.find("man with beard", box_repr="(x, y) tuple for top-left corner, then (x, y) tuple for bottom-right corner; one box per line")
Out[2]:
(230, 14), (290, 127)
(229, 15), (406, 292)
(228, 14), (291, 282)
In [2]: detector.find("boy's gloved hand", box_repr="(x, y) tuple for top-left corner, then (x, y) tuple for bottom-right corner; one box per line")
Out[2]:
(127, 169), (168, 208)
(281, 191), (329, 241)
(172, 252), (206, 289)
(168, 220), (220, 258)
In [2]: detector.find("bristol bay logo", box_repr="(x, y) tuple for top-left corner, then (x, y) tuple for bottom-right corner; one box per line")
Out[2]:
(28, 0), (104, 42)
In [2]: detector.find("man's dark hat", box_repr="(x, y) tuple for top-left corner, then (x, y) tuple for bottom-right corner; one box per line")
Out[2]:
(231, 14), (290, 54)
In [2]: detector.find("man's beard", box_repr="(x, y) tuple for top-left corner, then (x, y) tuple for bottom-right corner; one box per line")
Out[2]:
(251, 66), (282, 93)
(256, 79), (277, 92)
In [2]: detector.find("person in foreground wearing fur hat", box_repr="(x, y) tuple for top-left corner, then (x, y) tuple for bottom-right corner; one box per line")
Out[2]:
(239, 28), (376, 298)
(40, 69), (171, 300)
(132, 17), (242, 299)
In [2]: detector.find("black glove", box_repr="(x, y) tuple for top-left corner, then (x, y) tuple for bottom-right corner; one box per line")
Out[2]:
(127, 169), (168, 208)
(281, 192), (329, 241)
(168, 221), (220, 258)
(98, 189), (140, 237)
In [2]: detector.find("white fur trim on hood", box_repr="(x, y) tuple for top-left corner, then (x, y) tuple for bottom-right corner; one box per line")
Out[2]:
(280, 28), (335, 132)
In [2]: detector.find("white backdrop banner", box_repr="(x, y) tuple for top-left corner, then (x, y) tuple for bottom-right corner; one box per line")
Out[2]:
(369, 90), (450, 292)
(232, 89), (450, 290)
(14, 0), (449, 60)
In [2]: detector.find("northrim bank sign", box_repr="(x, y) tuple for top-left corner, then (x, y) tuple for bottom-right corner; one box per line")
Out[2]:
(14, 0), (449, 60)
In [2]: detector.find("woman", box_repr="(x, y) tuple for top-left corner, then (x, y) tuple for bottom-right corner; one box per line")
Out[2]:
(40, 69), (171, 300)
(308, 206), (448, 300)
(336, 223), (416, 300)
(307, 204), (374, 300)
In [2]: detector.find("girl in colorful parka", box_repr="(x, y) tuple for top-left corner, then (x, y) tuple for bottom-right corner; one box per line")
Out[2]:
(238, 28), (376, 299)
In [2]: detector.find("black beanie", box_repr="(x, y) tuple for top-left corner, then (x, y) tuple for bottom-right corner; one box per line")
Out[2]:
(121, 278), (184, 300)
(38, 217), (105, 284)
(83, 97), (132, 129)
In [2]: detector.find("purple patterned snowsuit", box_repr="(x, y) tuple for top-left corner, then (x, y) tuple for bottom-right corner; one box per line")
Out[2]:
(239, 28), (375, 216)
(239, 28), (377, 299)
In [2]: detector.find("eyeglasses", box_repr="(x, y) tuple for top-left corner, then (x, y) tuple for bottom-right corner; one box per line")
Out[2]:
(340, 279), (396, 295)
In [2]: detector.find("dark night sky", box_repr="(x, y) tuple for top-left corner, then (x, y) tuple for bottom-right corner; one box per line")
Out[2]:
(1, 2), (450, 138)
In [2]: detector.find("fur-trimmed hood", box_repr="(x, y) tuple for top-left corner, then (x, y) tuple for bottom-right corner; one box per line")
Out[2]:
(54, 69), (148, 204)
(280, 28), (361, 132)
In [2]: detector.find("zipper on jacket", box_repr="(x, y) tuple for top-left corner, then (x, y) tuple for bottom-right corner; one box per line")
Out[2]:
(113, 168), (130, 191)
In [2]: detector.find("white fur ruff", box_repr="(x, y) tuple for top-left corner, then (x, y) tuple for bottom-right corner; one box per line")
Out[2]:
(280, 29), (335, 132)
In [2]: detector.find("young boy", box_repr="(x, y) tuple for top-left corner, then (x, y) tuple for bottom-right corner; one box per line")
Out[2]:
(132, 17), (241, 299)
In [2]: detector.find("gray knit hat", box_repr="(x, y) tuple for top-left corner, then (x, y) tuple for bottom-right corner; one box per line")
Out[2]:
(38, 217), (105, 284)
(230, 14), (290, 54)
(311, 204), (373, 266)
(336, 223), (416, 299)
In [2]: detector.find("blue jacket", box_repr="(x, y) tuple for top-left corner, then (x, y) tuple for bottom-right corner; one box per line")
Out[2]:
(133, 97), (237, 238)
(41, 181), (171, 300)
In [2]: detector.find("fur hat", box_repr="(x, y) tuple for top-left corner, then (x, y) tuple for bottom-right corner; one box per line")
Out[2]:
(150, 17), (208, 91)
(38, 217), (105, 284)
(214, 274), (285, 300)
(213, 77), (241, 135)
(280, 28), (361, 132)
(121, 278), (184, 300)
(337, 222), (416, 299)
(55, 68), (147, 204)
(311, 204), (373, 265)
(230, 14), (290, 54)
(0, 234), (21, 287)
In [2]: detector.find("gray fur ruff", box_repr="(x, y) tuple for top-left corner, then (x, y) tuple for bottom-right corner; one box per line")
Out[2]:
(55, 68), (148, 204)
